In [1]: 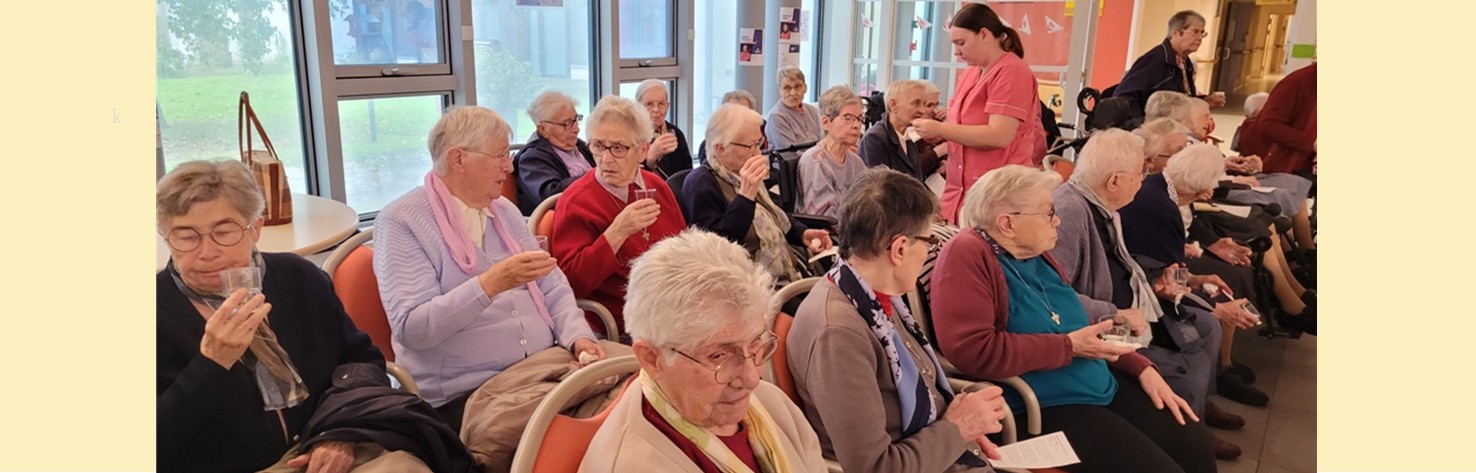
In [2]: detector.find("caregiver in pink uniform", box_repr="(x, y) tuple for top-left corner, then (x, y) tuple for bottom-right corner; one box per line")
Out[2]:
(912, 2), (1046, 224)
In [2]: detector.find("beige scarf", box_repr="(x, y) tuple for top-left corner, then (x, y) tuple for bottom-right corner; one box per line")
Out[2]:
(708, 158), (800, 282)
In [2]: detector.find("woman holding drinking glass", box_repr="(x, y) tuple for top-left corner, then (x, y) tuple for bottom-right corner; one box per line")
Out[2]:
(551, 95), (686, 338)
(633, 79), (694, 178)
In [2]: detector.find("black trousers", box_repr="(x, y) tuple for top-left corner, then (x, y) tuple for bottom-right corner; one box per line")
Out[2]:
(433, 392), (473, 433)
(1021, 370), (1217, 473)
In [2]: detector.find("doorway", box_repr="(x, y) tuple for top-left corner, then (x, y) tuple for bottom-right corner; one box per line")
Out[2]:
(1211, 0), (1296, 110)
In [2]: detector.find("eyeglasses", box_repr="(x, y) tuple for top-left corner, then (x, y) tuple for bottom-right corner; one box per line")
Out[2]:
(643, 100), (670, 110)
(781, 84), (806, 93)
(464, 148), (512, 162)
(589, 141), (634, 158)
(670, 331), (779, 384)
(1008, 207), (1058, 220)
(908, 233), (942, 248)
(833, 113), (863, 125)
(540, 114), (583, 130)
(163, 221), (253, 252)
(1181, 28), (1208, 38)
(727, 140), (770, 154)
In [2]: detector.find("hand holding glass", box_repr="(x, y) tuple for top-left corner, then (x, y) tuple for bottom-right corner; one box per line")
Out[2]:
(634, 189), (657, 201)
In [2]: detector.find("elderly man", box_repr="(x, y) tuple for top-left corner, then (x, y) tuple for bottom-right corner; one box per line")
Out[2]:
(515, 90), (597, 214)
(580, 229), (828, 472)
(1114, 10), (1225, 117)
(374, 106), (606, 432)
(858, 80), (946, 184)
(1048, 130), (1245, 460)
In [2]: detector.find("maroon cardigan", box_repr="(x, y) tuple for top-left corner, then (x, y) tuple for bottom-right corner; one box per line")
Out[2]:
(1256, 63), (1317, 175)
(929, 229), (1152, 380)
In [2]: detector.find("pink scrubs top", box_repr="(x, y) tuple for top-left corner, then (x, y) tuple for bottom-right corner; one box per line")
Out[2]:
(940, 53), (1046, 224)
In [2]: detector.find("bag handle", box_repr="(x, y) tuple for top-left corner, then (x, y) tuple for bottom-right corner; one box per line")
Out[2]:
(238, 92), (279, 166)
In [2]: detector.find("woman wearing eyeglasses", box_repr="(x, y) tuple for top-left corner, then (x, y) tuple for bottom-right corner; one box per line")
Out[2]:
(515, 90), (597, 214)
(1114, 10), (1227, 118)
(789, 168), (1009, 473)
(550, 95), (686, 338)
(634, 79), (694, 179)
(581, 230), (827, 473)
(931, 165), (1215, 473)
(795, 86), (869, 221)
(909, 3), (1047, 225)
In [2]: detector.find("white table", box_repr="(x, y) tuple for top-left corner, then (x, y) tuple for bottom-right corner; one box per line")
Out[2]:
(157, 194), (359, 271)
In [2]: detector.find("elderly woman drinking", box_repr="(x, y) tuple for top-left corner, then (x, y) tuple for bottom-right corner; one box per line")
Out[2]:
(633, 79), (694, 178)
(789, 168), (1008, 473)
(683, 103), (833, 283)
(796, 85), (869, 220)
(374, 106), (605, 432)
(550, 95), (686, 337)
(580, 229), (827, 472)
(158, 161), (470, 473)
(516, 91), (598, 214)
(930, 165), (1215, 473)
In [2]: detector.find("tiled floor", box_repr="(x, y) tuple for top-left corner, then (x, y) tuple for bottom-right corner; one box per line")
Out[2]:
(1210, 329), (1318, 473)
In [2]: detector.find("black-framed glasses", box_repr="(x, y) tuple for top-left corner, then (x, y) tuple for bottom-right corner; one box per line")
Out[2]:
(1009, 207), (1058, 220)
(163, 221), (253, 252)
(669, 331), (779, 384)
(540, 114), (583, 130)
(589, 141), (634, 158)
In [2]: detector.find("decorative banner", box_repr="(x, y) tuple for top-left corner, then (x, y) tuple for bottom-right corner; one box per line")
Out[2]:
(739, 28), (765, 66)
(915, 15), (932, 30)
(861, 14), (872, 28)
(989, 2), (1072, 82)
(1017, 14), (1032, 34)
(799, 9), (811, 41)
(779, 7), (800, 45)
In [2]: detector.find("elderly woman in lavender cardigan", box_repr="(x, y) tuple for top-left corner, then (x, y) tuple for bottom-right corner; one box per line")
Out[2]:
(374, 106), (606, 432)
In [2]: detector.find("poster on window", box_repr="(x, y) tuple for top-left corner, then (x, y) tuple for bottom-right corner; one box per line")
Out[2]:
(779, 7), (800, 45)
(739, 28), (764, 66)
(799, 10), (811, 42)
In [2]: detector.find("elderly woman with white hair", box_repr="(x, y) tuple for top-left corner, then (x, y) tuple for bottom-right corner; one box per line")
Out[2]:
(515, 90), (597, 214)
(698, 89), (766, 168)
(579, 229), (827, 472)
(1136, 117), (1192, 174)
(859, 79), (946, 183)
(632, 79), (694, 178)
(766, 67), (825, 160)
(158, 161), (471, 473)
(683, 103), (833, 283)
(797, 85), (869, 220)
(930, 164), (1214, 473)
(374, 106), (605, 432)
(550, 95), (686, 337)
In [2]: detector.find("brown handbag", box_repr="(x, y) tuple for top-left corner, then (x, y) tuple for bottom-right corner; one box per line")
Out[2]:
(239, 91), (293, 225)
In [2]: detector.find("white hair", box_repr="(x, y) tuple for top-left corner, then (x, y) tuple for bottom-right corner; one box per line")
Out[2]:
(960, 165), (1062, 231)
(1243, 92), (1270, 117)
(777, 66), (807, 85)
(634, 79), (669, 105)
(817, 85), (862, 118)
(704, 103), (765, 157)
(1163, 143), (1226, 195)
(527, 90), (578, 124)
(721, 89), (758, 110)
(1144, 91), (1192, 125)
(884, 79), (940, 111)
(1072, 128), (1145, 186)
(587, 95), (654, 146)
(1134, 118), (1193, 158)
(427, 106), (512, 176)
(625, 229), (776, 357)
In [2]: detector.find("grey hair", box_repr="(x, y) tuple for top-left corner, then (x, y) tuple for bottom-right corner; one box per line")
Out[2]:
(777, 66), (807, 85)
(960, 165), (1061, 231)
(838, 168), (940, 260)
(527, 90), (578, 124)
(588, 95), (654, 146)
(704, 103), (765, 157)
(1243, 92), (1270, 117)
(634, 79), (669, 105)
(884, 80), (941, 111)
(1072, 129), (1146, 186)
(1167, 10), (1206, 36)
(157, 160), (264, 232)
(721, 89), (758, 110)
(625, 229), (776, 357)
(817, 85), (862, 119)
(428, 106), (512, 176)
(1134, 118), (1193, 158)
(1144, 91), (1193, 125)
(1163, 143), (1226, 195)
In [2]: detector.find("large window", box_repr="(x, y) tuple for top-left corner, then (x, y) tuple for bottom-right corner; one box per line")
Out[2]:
(617, 0), (673, 60)
(470, 0), (594, 144)
(692, 0), (738, 147)
(330, 0), (445, 65)
(338, 95), (448, 213)
(156, 0), (307, 187)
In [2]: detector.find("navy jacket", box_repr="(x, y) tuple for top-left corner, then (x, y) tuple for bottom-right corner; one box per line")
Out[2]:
(681, 165), (809, 252)
(514, 134), (596, 215)
(857, 116), (942, 183)
(646, 121), (695, 179)
(1114, 38), (1200, 117)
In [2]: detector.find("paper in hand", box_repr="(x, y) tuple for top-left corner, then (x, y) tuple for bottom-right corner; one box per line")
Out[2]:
(808, 246), (839, 264)
(989, 431), (1080, 470)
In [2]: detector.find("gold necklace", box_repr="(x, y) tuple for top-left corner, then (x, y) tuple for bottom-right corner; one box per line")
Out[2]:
(999, 257), (1061, 325)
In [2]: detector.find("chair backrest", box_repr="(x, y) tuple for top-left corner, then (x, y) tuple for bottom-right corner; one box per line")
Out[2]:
(766, 277), (821, 404)
(1043, 155), (1075, 182)
(502, 173), (520, 209)
(323, 229), (396, 362)
(666, 168), (693, 223)
(529, 193), (561, 239)
(511, 355), (642, 473)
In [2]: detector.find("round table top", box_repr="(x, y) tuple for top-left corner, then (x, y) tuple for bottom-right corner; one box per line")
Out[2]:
(157, 194), (359, 271)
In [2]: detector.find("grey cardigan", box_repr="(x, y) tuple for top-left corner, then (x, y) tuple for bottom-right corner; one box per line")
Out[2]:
(1048, 183), (1122, 322)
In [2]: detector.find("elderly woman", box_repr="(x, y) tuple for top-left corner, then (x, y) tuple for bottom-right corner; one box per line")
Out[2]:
(789, 168), (1008, 473)
(766, 66), (824, 159)
(580, 229), (827, 472)
(698, 89), (764, 167)
(158, 161), (469, 473)
(633, 79), (694, 178)
(859, 79), (946, 184)
(930, 164), (1214, 473)
(1136, 117), (1192, 174)
(911, 3), (1046, 224)
(550, 95), (686, 337)
(683, 103), (833, 283)
(374, 106), (605, 432)
(1047, 130), (1249, 460)
(796, 85), (869, 220)
(516, 90), (597, 214)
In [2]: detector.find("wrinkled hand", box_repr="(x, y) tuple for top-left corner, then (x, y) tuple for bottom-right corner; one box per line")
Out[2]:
(480, 252), (557, 296)
(200, 289), (272, 369)
(1183, 241), (1203, 259)
(573, 338), (606, 366)
(286, 440), (355, 473)
(1114, 308), (1149, 337)
(910, 118), (947, 141)
(736, 154), (770, 200)
(647, 133), (679, 164)
(607, 198), (661, 242)
(1208, 238), (1252, 266)
(1188, 272), (1234, 297)
(1067, 320), (1138, 361)
(1212, 299), (1261, 329)
(1231, 175), (1261, 187)
(1205, 92), (1227, 108)
(802, 229), (833, 254)
(943, 385), (1006, 460)
(1139, 368), (1200, 425)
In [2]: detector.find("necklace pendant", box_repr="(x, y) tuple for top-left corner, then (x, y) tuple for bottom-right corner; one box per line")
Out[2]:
(642, 229), (650, 241)
(1051, 312), (1060, 325)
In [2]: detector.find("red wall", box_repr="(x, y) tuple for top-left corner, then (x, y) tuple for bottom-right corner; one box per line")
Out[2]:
(1090, 0), (1137, 91)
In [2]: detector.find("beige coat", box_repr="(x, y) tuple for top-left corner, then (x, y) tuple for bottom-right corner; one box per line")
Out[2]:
(578, 381), (827, 473)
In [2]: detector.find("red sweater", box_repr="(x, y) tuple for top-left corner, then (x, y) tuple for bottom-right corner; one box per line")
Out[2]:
(550, 170), (686, 335)
(1256, 63), (1317, 174)
(929, 229), (1151, 380)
